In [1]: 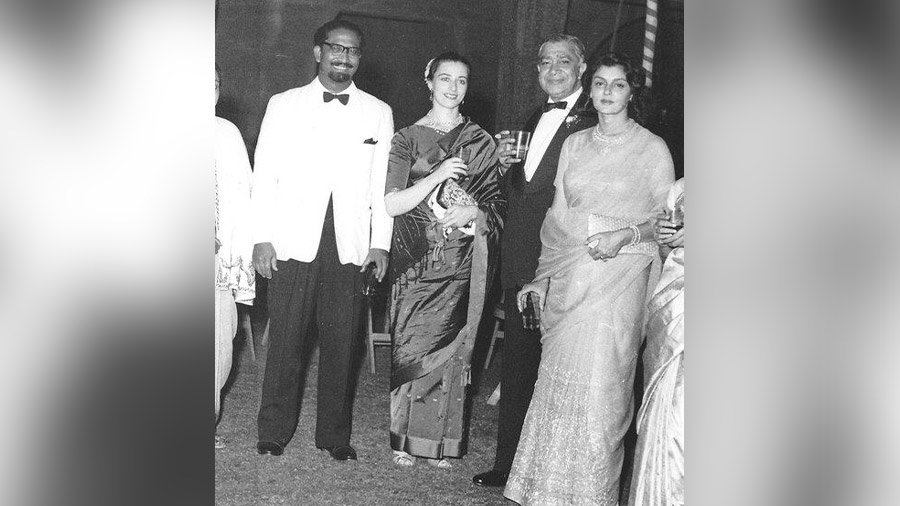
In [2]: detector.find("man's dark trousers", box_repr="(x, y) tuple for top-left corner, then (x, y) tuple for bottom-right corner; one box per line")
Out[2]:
(494, 287), (543, 472)
(257, 199), (363, 449)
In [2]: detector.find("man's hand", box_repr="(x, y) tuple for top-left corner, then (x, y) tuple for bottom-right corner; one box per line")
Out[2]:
(494, 130), (522, 170)
(517, 278), (550, 313)
(253, 242), (278, 279)
(361, 248), (389, 281)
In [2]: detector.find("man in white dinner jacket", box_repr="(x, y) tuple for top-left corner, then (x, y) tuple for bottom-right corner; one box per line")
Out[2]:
(251, 19), (393, 462)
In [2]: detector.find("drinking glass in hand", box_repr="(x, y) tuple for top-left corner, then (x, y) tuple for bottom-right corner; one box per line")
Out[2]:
(361, 264), (379, 297)
(454, 146), (471, 181)
(522, 292), (542, 331)
(669, 195), (685, 231)
(507, 130), (531, 160)
(455, 146), (471, 163)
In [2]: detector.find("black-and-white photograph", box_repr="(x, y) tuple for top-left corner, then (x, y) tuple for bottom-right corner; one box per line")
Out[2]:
(6, 1), (900, 505)
(215, 1), (683, 504)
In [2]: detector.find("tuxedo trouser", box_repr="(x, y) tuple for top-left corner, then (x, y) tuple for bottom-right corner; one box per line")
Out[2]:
(257, 200), (363, 448)
(493, 287), (543, 473)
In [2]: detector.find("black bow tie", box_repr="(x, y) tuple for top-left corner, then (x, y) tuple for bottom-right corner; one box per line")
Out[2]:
(323, 92), (349, 105)
(541, 101), (567, 113)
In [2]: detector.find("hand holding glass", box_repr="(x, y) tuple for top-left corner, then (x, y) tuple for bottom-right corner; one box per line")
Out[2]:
(669, 195), (684, 231)
(506, 130), (531, 160)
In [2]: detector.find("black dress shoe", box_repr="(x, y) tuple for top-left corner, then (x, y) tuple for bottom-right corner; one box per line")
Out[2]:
(256, 440), (285, 456)
(472, 469), (509, 487)
(319, 445), (358, 461)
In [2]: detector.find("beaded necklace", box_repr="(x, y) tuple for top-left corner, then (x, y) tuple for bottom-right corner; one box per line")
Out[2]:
(592, 119), (638, 155)
(424, 110), (463, 133)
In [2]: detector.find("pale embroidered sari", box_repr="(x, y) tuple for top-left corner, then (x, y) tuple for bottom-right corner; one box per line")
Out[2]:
(505, 123), (673, 506)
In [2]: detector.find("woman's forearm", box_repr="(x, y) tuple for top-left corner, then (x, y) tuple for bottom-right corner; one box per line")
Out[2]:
(636, 221), (655, 243)
(611, 221), (657, 250)
(384, 173), (441, 217)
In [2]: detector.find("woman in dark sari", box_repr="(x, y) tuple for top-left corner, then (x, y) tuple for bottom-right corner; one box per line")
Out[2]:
(383, 52), (505, 469)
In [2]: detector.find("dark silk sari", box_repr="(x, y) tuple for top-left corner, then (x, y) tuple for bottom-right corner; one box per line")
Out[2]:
(385, 121), (505, 458)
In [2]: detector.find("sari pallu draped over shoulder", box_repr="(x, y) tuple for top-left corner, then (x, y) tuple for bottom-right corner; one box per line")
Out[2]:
(389, 121), (505, 390)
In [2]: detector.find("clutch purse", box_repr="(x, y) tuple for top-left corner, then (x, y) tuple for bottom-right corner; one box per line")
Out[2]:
(436, 178), (477, 208)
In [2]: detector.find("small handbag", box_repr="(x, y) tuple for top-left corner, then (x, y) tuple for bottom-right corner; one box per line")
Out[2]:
(435, 178), (477, 209)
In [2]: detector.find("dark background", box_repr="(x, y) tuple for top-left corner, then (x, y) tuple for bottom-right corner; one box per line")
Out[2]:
(215, 0), (683, 178)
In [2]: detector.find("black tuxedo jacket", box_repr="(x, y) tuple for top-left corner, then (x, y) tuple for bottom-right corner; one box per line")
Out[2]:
(499, 92), (597, 291)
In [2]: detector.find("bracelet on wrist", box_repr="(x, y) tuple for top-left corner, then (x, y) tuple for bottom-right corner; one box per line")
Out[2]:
(628, 225), (641, 246)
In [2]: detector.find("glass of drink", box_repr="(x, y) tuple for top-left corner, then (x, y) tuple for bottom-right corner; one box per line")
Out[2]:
(669, 195), (684, 231)
(507, 130), (531, 160)
(455, 146), (471, 163)
(454, 146), (471, 182)
(361, 264), (379, 297)
(522, 291), (542, 331)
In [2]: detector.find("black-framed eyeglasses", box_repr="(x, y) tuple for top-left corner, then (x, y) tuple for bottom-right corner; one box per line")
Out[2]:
(321, 41), (362, 58)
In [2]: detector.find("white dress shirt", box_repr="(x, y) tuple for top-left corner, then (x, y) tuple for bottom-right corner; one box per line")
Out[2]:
(251, 78), (394, 266)
(522, 87), (583, 182)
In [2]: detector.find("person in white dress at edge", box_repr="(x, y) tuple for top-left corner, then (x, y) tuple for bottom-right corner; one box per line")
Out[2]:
(628, 178), (684, 506)
(215, 64), (255, 449)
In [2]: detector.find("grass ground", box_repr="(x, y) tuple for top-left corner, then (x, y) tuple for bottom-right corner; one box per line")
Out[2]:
(215, 307), (510, 506)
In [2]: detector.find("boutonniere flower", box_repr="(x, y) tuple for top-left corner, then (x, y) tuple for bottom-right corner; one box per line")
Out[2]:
(565, 115), (582, 128)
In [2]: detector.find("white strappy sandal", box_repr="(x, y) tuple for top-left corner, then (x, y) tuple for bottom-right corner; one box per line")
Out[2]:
(426, 457), (452, 470)
(392, 450), (415, 467)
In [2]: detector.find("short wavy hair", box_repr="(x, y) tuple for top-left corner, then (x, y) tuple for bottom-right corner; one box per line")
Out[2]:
(313, 19), (365, 49)
(586, 52), (648, 123)
(537, 34), (586, 64)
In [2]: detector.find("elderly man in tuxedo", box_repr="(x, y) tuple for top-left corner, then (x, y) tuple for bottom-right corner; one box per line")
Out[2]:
(473, 33), (597, 487)
(251, 19), (394, 461)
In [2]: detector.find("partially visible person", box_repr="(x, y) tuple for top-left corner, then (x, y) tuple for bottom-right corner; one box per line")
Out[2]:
(473, 33), (596, 489)
(215, 64), (255, 449)
(252, 19), (394, 461)
(384, 52), (505, 470)
(628, 178), (684, 506)
(504, 52), (674, 505)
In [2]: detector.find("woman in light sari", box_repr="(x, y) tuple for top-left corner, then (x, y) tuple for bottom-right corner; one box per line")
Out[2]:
(504, 52), (674, 505)
(629, 178), (684, 506)
(383, 52), (505, 469)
